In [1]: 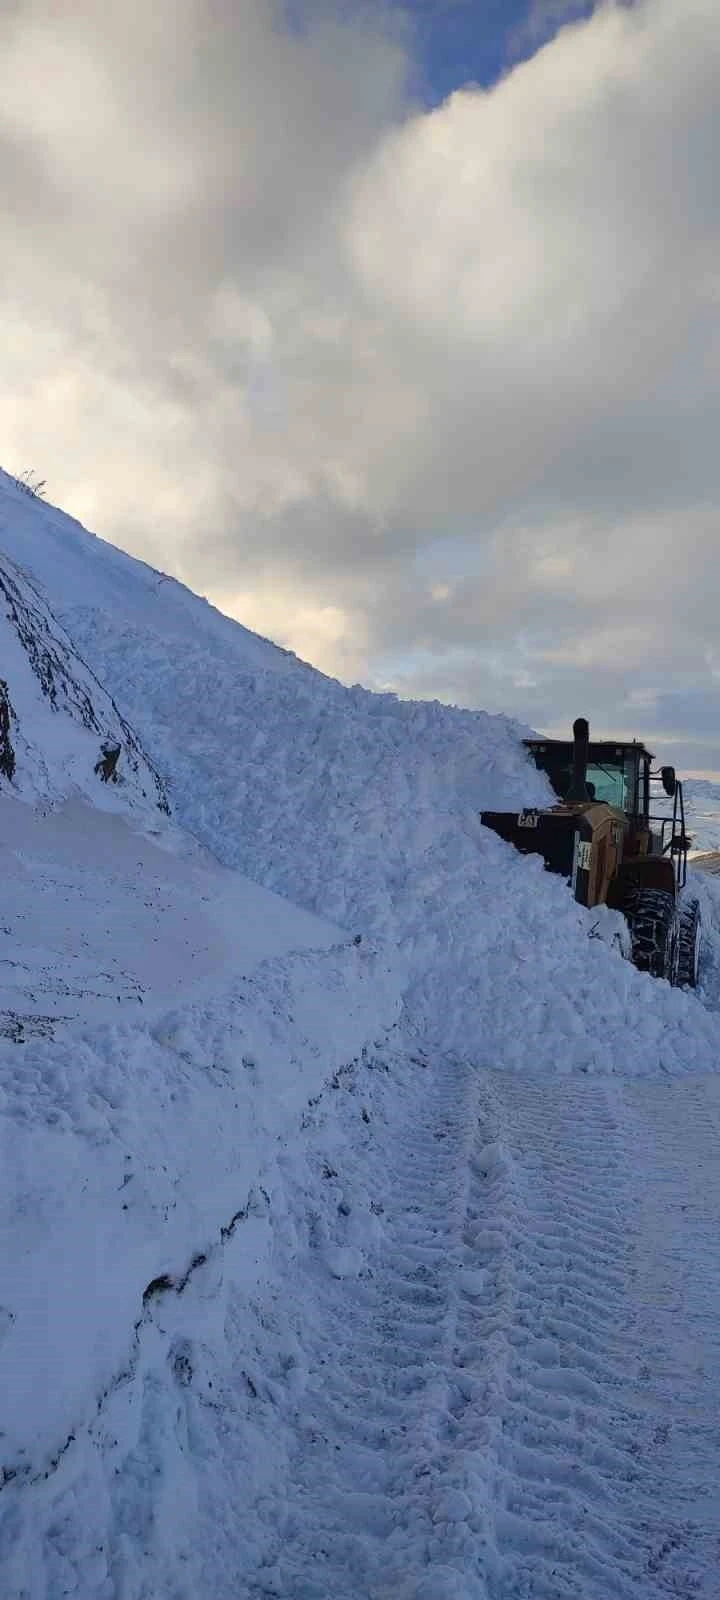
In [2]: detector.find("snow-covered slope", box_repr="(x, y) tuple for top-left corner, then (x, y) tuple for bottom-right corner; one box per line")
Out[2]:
(0, 541), (168, 816)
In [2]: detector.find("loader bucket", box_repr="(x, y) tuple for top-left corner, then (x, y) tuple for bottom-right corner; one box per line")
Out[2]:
(480, 808), (575, 874)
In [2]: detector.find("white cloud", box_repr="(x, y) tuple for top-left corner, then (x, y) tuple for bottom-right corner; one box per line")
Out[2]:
(1, 0), (720, 764)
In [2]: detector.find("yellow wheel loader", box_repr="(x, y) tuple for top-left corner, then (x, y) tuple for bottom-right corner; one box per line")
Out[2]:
(481, 719), (701, 987)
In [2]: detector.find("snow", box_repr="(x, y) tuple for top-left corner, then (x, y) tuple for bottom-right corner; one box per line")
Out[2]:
(1, 468), (720, 1596)
(31, 1039), (714, 1599)
(685, 777), (720, 854)
(51, 579), (720, 1079)
(0, 544), (167, 817)
(0, 791), (357, 1028)
(0, 797), (400, 1484)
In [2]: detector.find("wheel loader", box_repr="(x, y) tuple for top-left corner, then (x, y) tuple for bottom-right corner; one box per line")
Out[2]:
(481, 718), (701, 987)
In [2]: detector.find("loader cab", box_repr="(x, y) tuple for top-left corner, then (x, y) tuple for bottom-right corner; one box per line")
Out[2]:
(524, 737), (652, 829)
(525, 735), (687, 887)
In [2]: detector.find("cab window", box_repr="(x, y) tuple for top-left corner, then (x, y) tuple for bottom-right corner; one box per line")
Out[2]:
(585, 762), (626, 809)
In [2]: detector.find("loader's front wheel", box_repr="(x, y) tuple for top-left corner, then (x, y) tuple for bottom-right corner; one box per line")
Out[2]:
(677, 897), (702, 989)
(625, 889), (680, 985)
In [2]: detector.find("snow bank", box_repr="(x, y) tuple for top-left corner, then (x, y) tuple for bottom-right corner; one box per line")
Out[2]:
(0, 782), (401, 1485)
(0, 885), (399, 1482)
(56, 603), (720, 1081)
(0, 793), (353, 1031)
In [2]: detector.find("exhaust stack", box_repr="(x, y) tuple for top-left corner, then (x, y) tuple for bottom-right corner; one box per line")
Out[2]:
(566, 717), (590, 804)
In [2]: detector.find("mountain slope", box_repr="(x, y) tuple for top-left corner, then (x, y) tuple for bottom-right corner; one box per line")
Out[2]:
(0, 542), (168, 815)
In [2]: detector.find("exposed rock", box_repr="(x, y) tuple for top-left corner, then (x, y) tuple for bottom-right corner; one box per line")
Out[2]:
(0, 552), (169, 814)
(95, 743), (122, 784)
(0, 680), (15, 782)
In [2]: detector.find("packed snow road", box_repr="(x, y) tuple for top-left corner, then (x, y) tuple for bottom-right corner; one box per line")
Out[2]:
(101, 1038), (720, 1600)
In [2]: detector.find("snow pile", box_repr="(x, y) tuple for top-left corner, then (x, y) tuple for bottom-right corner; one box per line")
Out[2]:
(0, 470), (717, 1080)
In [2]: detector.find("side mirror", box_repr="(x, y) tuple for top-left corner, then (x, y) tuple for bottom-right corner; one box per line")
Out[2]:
(661, 765), (676, 797)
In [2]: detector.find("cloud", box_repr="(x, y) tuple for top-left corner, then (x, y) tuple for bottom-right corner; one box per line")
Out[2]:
(1, 0), (720, 767)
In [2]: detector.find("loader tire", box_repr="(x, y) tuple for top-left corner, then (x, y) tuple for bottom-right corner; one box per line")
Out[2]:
(677, 897), (702, 989)
(624, 888), (680, 985)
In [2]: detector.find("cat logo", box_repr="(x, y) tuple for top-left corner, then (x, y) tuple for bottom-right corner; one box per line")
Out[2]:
(517, 810), (539, 828)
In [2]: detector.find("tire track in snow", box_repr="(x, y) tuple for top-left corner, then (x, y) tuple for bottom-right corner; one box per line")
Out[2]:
(111, 1054), (720, 1600)
(168, 1044), (493, 1598)
(481, 1075), (656, 1598)
(185, 1054), (647, 1597)
(617, 1073), (720, 1595)
(236, 1046), (487, 1599)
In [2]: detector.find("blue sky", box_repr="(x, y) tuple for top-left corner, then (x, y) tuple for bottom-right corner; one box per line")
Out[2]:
(398, 0), (595, 101)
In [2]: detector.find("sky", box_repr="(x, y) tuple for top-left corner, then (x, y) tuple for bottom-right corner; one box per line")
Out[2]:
(1, 0), (719, 773)
(302, 1), (599, 103)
